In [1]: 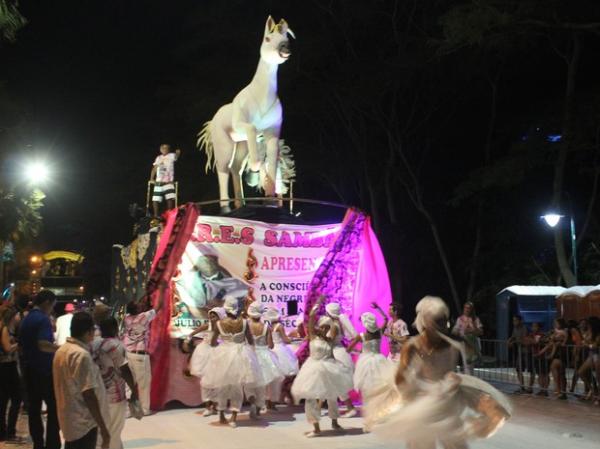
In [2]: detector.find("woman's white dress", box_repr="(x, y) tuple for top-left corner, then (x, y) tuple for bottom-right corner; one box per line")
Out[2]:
(189, 323), (214, 378)
(291, 337), (353, 401)
(254, 324), (285, 385)
(331, 322), (355, 372)
(364, 340), (512, 445)
(201, 320), (265, 397)
(272, 323), (299, 376)
(353, 334), (393, 394)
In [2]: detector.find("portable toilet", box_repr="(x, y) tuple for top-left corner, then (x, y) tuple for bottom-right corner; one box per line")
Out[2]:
(496, 286), (566, 341)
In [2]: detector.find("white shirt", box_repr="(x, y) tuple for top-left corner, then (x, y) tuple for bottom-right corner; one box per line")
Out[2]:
(55, 313), (73, 345)
(53, 338), (109, 442)
(153, 153), (176, 183)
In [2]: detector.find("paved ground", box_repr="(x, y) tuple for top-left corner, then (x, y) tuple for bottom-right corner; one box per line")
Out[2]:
(120, 394), (600, 449)
(5, 393), (600, 449)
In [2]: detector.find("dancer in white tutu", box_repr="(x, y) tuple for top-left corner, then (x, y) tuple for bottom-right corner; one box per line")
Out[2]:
(187, 307), (226, 416)
(263, 308), (300, 404)
(325, 302), (358, 417)
(201, 296), (264, 427)
(364, 296), (512, 448)
(247, 302), (284, 413)
(291, 295), (354, 437)
(265, 308), (299, 377)
(347, 303), (393, 399)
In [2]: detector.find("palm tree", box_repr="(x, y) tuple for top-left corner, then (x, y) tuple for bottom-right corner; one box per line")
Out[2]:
(0, 0), (26, 43)
(0, 184), (44, 287)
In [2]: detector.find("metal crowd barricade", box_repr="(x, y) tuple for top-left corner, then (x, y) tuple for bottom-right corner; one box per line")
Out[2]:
(472, 339), (592, 397)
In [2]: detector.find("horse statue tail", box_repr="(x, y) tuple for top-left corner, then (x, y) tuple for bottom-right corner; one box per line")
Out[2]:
(276, 140), (296, 195)
(197, 121), (215, 173)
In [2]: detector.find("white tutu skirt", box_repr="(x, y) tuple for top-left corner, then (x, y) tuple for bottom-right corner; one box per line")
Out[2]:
(189, 341), (212, 378)
(291, 356), (354, 401)
(353, 352), (393, 393)
(364, 372), (512, 443)
(333, 345), (354, 372)
(202, 342), (265, 390)
(255, 346), (285, 385)
(273, 343), (299, 376)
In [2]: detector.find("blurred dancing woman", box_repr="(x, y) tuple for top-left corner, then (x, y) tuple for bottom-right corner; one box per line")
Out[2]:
(365, 296), (511, 449)
(347, 303), (392, 400)
(201, 297), (264, 427)
(265, 308), (298, 404)
(291, 295), (353, 437)
(247, 302), (284, 412)
(187, 307), (226, 416)
(325, 302), (358, 417)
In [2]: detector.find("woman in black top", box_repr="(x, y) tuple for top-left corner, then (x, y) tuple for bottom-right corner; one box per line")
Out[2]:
(0, 306), (23, 442)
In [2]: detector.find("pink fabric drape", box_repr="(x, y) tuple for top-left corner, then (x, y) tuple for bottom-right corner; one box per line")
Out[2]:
(146, 203), (199, 410)
(351, 216), (393, 355)
(297, 209), (392, 362)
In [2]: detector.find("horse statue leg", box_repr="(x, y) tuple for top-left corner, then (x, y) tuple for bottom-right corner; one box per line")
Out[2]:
(210, 119), (236, 214)
(231, 141), (249, 209)
(262, 135), (280, 197)
(217, 170), (231, 213)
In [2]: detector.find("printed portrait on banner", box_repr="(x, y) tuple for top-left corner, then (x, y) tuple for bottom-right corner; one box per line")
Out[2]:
(169, 216), (341, 337)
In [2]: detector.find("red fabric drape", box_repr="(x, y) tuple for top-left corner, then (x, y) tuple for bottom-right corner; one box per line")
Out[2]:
(145, 203), (199, 410)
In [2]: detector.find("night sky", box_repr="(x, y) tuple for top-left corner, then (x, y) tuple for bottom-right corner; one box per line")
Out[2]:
(2, 1), (600, 321)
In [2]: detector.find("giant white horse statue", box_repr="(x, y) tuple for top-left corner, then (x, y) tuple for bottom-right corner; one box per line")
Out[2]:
(198, 16), (295, 212)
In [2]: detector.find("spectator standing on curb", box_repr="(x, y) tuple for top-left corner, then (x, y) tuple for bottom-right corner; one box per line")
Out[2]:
(19, 290), (61, 449)
(92, 317), (139, 449)
(53, 312), (110, 449)
(508, 315), (532, 394)
(56, 303), (76, 345)
(452, 301), (483, 372)
(122, 284), (165, 415)
(530, 322), (549, 396)
(0, 306), (23, 443)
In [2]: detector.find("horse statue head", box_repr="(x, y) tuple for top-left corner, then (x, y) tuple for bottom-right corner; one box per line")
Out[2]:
(260, 16), (295, 65)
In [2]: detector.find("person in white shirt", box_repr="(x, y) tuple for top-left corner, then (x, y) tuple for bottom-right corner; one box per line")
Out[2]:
(150, 144), (181, 217)
(55, 303), (75, 345)
(385, 302), (410, 362)
(122, 286), (164, 415)
(53, 312), (110, 449)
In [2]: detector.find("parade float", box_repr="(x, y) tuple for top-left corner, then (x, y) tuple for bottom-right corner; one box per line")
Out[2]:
(111, 17), (392, 410)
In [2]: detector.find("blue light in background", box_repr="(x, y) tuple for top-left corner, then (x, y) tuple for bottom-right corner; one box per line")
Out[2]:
(547, 134), (562, 142)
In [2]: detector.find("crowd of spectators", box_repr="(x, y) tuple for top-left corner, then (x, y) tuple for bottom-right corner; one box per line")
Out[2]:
(0, 289), (153, 449)
(506, 314), (600, 403)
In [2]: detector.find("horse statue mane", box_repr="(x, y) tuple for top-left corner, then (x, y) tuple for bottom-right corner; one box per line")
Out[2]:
(197, 16), (296, 212)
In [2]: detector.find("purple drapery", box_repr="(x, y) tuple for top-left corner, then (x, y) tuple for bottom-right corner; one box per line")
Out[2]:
(296, 208), (392, 364)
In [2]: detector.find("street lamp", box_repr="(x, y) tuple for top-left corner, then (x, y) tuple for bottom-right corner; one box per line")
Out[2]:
(541, 213), (578, 284)
(24, 161), (50, 185)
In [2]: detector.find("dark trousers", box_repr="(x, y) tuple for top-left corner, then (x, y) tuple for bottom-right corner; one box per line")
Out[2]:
(24, 368), (60, 449)
(65, 427), (97, 449)
(0, 362), (22, 438)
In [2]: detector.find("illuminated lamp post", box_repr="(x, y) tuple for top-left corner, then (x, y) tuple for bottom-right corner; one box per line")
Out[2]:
(541, 213), (578, 285)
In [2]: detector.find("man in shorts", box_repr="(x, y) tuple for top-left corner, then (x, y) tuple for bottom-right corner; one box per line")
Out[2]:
(150, 144), (181, 217)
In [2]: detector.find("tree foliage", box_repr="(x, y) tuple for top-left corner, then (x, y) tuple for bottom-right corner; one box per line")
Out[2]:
(0, 0), (26, 43)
